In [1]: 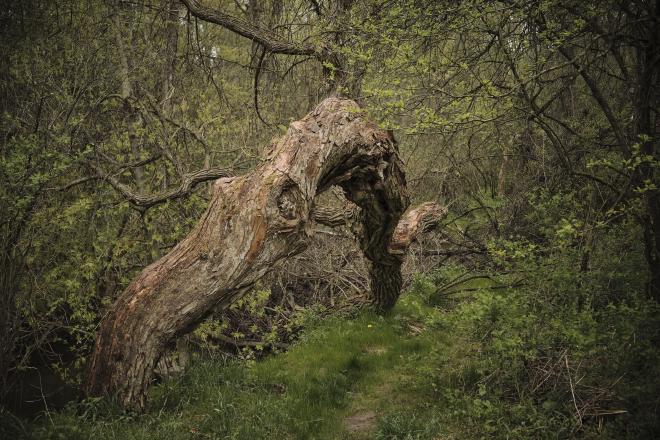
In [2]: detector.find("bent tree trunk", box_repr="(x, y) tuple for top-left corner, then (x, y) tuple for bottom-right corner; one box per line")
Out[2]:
(84, 98), (435, 410)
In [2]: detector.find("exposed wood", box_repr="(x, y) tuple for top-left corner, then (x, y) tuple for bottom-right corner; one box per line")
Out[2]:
(312, 200), (448, 254)
(84, 97), (413, 410)
(388, 202), (448, 255)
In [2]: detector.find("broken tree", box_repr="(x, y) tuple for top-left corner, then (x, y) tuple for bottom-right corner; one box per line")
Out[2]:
(84, 97), (444, 410)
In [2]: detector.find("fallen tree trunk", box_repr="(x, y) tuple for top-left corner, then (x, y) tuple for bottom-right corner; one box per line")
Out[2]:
(84, 98), (437, 410)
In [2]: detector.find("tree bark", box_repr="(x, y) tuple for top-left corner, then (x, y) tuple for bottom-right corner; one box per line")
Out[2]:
(84, 97), (425, 410)
(313, 200), (447, 310)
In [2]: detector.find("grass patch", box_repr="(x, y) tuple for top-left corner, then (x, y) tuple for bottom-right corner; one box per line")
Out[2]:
(26, 292), (452, 440)
(20, 258), (659, 439)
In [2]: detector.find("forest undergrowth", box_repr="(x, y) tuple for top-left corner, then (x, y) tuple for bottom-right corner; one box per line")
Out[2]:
(6, 225), (659, 439)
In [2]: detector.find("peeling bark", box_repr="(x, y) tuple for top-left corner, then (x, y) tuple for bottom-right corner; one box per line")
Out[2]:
(85, 97), (416, 410)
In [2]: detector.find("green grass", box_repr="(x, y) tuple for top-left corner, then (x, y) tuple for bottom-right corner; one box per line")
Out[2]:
(22, 292), (456, 440)
(13, 266), (658, 440)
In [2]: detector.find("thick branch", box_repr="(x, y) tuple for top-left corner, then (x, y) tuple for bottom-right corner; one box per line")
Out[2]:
(313, 201), (447, 311)
(389, 202), (448, 255)
(91, 164), (232, 208)
(181, 0), (317, 56)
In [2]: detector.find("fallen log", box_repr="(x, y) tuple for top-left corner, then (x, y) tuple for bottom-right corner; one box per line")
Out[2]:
(84, 97), (439, 410)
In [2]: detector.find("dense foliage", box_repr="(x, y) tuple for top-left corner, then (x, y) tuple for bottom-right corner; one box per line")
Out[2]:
(1, 0), (658, 438)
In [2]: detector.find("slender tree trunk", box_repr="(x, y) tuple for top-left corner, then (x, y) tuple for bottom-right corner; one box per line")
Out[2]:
(0, 249), (22, 400)
(634, 1), (660, 300)
(85, 97), (417, 410)
(113, 14), (145, 193)
(160, 0), (181, 111)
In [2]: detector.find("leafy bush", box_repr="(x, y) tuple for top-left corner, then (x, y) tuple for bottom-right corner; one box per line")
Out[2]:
(427, 218), (660, 439)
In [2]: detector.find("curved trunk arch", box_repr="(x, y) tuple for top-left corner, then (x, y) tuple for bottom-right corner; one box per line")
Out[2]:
(84, 98), (442, 410)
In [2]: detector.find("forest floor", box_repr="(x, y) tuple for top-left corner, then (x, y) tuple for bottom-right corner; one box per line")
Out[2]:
(8, 267), (652, 440)
(21, 286), (472, 440)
